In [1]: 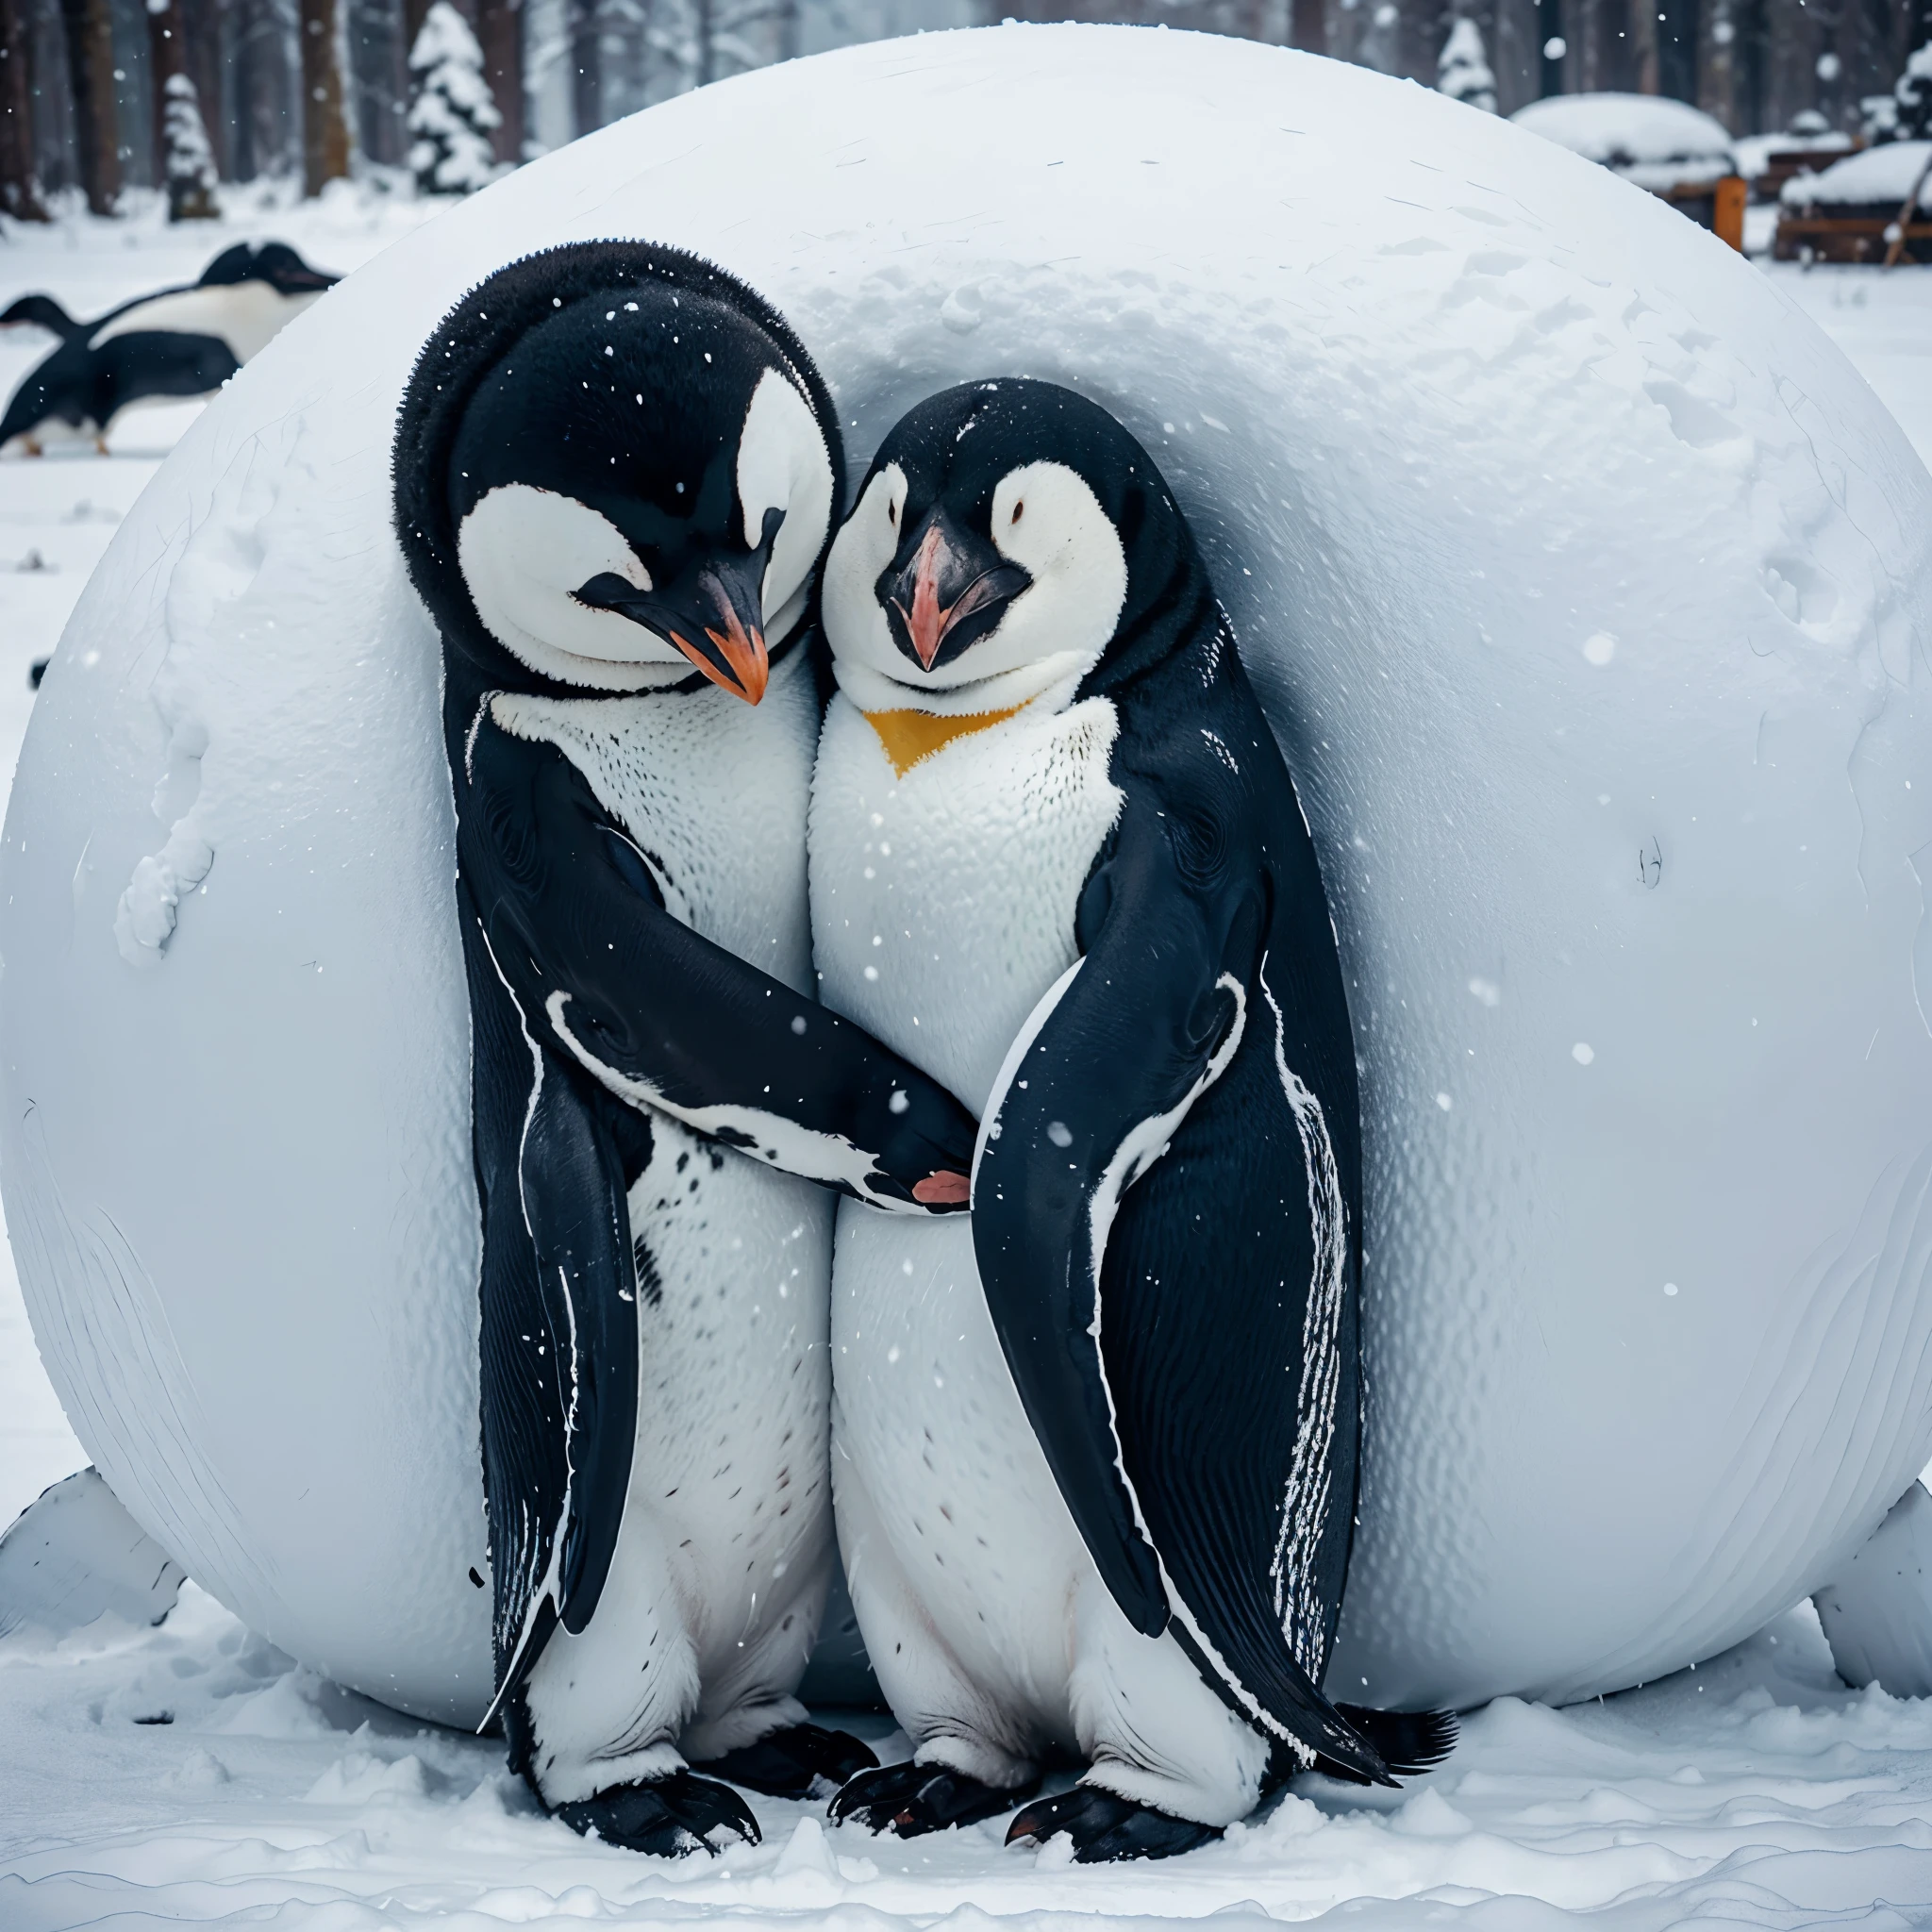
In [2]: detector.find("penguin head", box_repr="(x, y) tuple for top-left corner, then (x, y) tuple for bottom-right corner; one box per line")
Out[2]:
(824, 378), (1194, 708)
(397, 246), (840, 703)
(199, 242), (337, 295)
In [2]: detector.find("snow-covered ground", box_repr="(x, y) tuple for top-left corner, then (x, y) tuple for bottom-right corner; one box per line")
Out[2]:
(7, 185), (1932, 1927)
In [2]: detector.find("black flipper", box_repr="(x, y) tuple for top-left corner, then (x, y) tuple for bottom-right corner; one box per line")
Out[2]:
(461, 701), (975, 1212)
(467, 879), (641, 1707)
(973, 791), (1387, 1785)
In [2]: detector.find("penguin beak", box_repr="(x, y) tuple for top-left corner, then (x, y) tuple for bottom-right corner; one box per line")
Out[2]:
(880, 508), (1031, 675)
(576, 552), (772, 705)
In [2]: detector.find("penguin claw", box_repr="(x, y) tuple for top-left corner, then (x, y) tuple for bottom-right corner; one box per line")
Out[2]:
(1006, 1786), (1222, 1863)
(827, 1759), (1034, 1838)
(697, 1722), (880, 1800)
(557, 1769), (761, 1857)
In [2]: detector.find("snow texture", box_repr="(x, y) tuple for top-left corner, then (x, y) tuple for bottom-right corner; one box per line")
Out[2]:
(7, 12), (1932, 1741)
(408, 1), (502, 196)
(1511, 90), (1737, 189)
(1783, 140), (1932, 211)
(1436, 19), (1496, 114)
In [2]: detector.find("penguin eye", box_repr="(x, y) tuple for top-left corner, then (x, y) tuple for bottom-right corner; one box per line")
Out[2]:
(888, 500), (897, 526)
(1010, 501), (1024, 525)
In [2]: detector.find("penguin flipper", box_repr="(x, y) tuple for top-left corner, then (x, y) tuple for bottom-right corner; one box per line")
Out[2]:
(972, 799), (1388, 1784)
(473, 952), (640, 1705)
(462, 709), (976, 1212)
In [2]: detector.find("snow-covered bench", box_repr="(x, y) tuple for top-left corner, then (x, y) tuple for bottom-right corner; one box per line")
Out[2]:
(1774, 139), (1932, 262)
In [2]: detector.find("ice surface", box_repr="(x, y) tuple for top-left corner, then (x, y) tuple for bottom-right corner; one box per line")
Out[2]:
(3, 13), (1932, 1859)
(1782, 141), (1932, 209)
(1511, 92), (1736, 188)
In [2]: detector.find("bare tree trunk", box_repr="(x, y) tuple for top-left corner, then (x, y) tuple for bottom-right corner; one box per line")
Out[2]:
(0, 0), (49, 215)
(1291, 0), (1324, 52)
(566, 0), (593, 127)
(58, 0), (119, 210)
(1628, 0), (1659, 89)
(300, 0), (347, 191)
(1699, 0), (1734, 125)
(476, 0), (518, 159)
(694, 0), (710, 86)
(180, 0), (225, 171)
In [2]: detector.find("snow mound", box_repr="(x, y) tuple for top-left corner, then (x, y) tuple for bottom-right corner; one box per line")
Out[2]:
(1782, 140), (1932, 208)
(5, 25), (1932, 1726)
(1512, 91), (1735, 189)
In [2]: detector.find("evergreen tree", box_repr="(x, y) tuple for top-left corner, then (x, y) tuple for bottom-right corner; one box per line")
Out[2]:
(160, 73), (218, 215)
(1892, 40), (1932, 142)
(408, 0), (498, 194)
(1437, 15), (1496, 111)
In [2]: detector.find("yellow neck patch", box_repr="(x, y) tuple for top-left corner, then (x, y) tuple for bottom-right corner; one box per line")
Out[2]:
(862, 705), (1024, 777)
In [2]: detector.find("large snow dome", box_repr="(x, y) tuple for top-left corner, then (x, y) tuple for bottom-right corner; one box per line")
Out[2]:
(5, 25), (1931, 1724)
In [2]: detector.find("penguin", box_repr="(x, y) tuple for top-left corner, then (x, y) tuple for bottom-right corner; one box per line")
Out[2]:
(391, 242), (979, 1857)
(810, 379), (1453, 1861)
(0, 294), (81, 340)
(0, 242), (336, 455)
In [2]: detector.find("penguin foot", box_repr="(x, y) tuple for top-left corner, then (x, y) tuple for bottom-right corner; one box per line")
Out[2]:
(1007, 1787), (1222, 1863)
(557, 1769), (761, 1857)
(828, 1760), (1035, 1838)
(698, 1723), (880, 1800)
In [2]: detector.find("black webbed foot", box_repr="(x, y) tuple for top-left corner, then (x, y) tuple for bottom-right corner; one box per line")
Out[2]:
(828, 1759), (1035, 1838)
(1006, 1786), (1222, 1863)
(698, 1722), (880, 1800)
(557, 1769), (761, 1857)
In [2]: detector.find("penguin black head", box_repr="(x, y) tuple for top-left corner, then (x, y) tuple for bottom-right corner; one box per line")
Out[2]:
(198, 242), (338, 295)
(823, 378), (1206, 707)
(395, 242), (842, 703)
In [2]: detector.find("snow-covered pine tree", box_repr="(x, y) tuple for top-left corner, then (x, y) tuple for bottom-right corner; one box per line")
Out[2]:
(408, 0), (501, 195)
(1892, 42), (1932, 143)
(1437, 16), (1497, 114)
(160, 75), (220, 220)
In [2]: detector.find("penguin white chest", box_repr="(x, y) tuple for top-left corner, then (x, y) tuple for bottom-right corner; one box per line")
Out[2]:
(808, 691), (1123, 1110)
(810, 691), (1124, 1733)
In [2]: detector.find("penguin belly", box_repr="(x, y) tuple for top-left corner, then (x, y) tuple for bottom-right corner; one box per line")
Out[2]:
(507, 647), (839, 1800)
(811, 691), (1270, 1824)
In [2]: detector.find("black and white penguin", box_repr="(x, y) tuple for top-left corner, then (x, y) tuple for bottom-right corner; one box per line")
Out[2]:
(392, 242), (978, 1857)
(810, 379), (1453, 1861)
(0, 242), (336, 455)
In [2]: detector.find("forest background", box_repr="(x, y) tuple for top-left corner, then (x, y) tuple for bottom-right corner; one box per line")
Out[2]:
(1, 0), (1931, 281)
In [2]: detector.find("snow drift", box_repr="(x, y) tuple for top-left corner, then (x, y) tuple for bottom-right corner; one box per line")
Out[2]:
(5, 25), (1931, 1727)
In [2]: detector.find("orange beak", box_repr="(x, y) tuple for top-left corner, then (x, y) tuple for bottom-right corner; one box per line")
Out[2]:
(661, 565), (769, 705)
(882, 508), (1032, 676)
